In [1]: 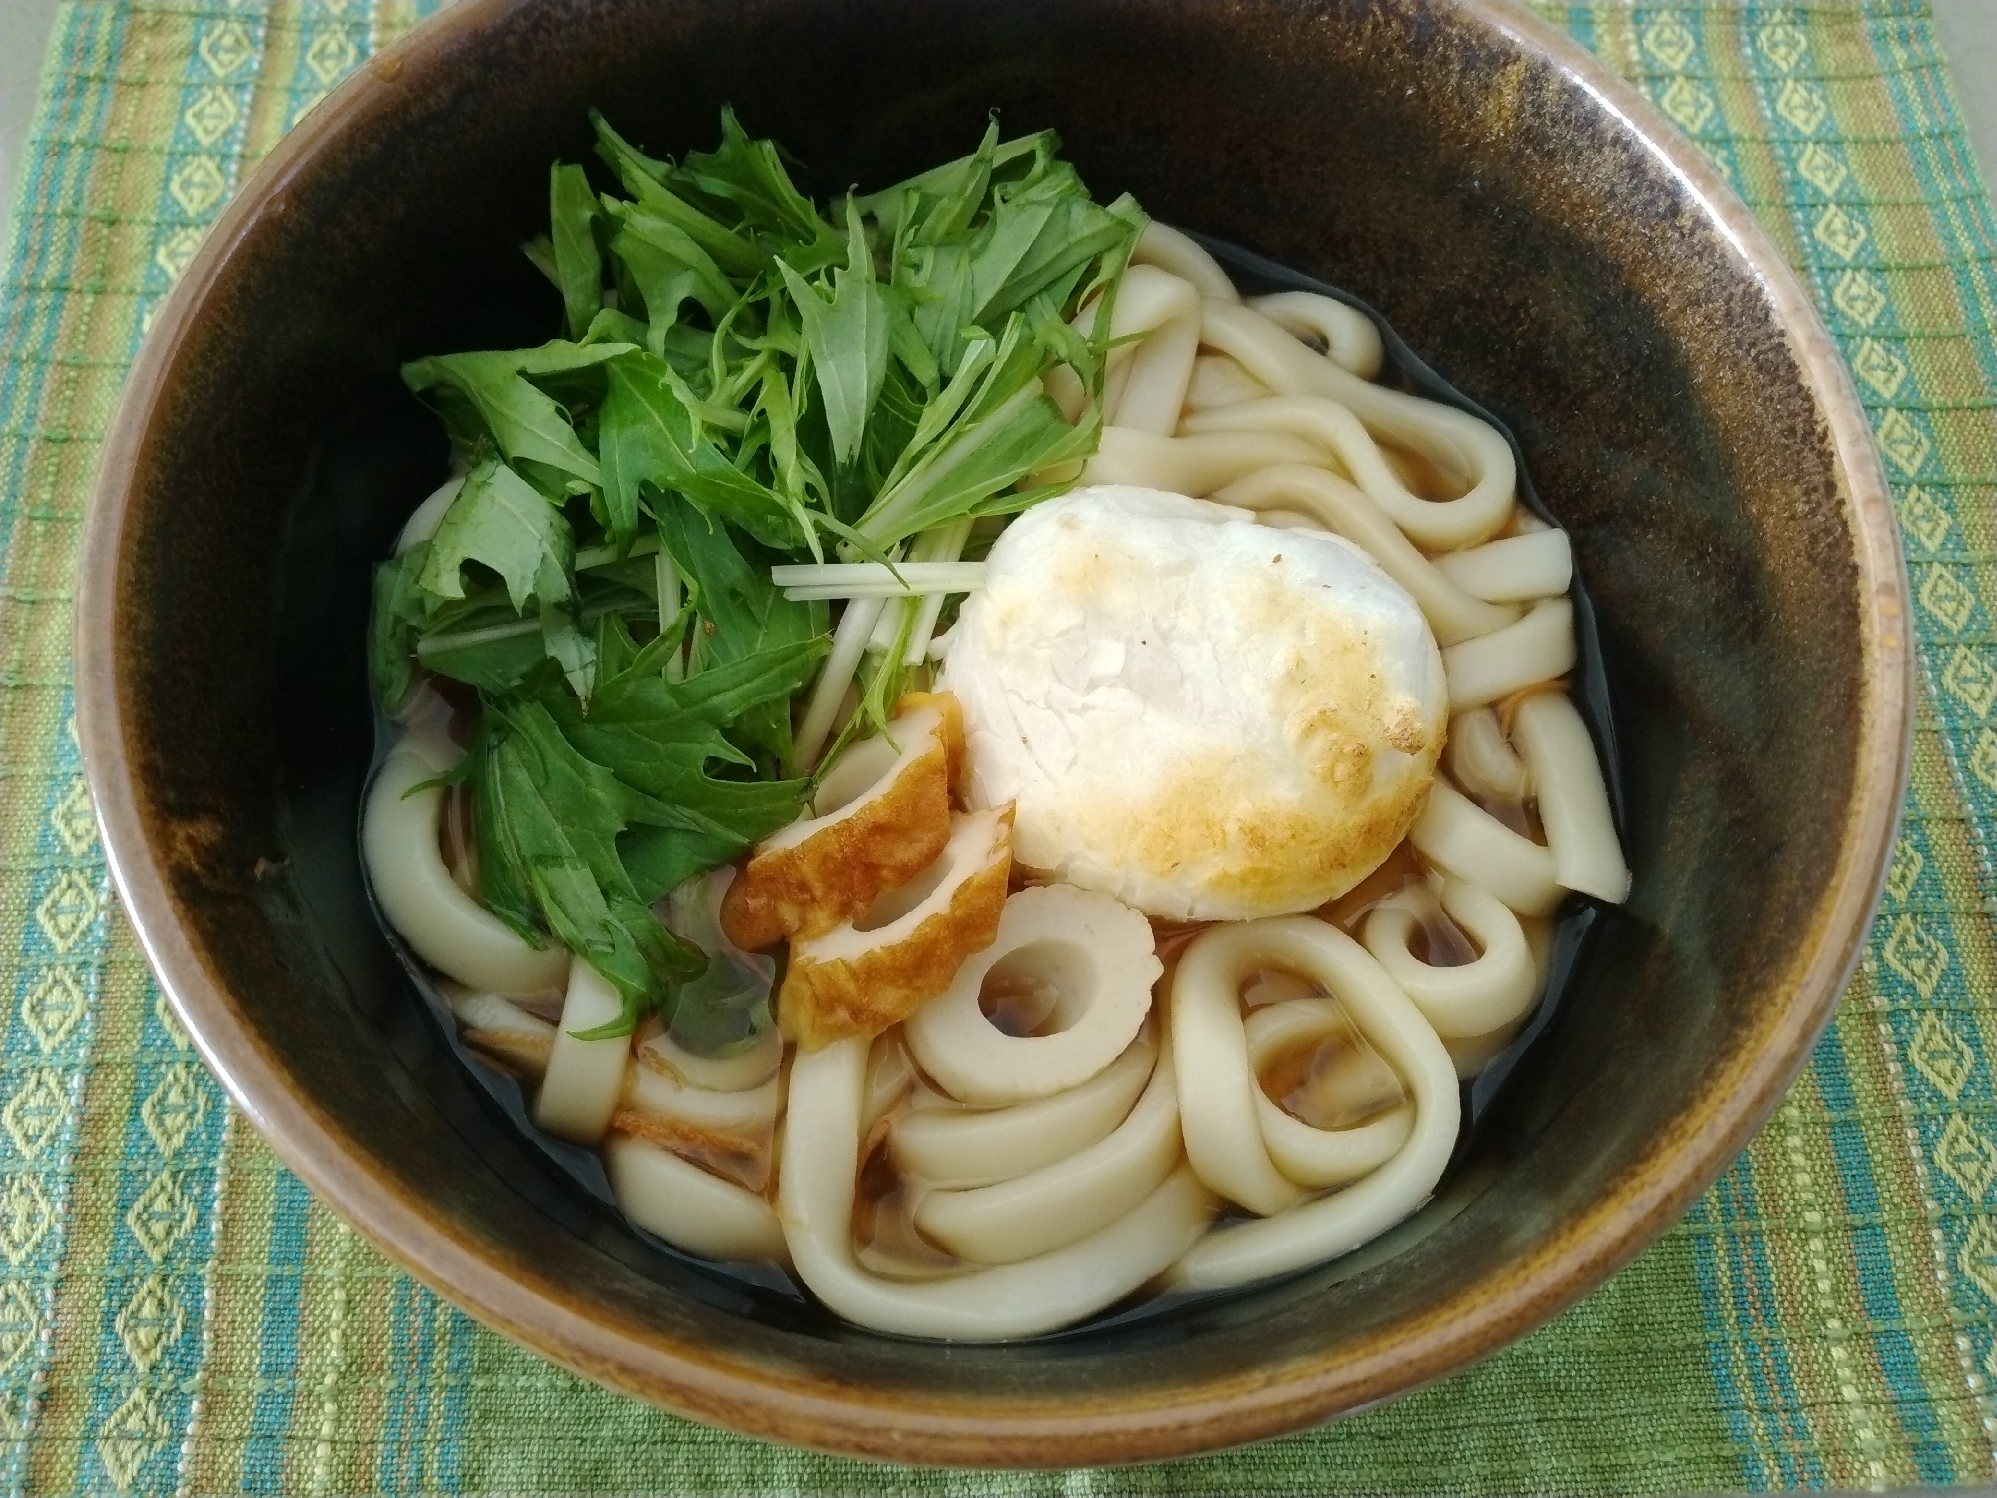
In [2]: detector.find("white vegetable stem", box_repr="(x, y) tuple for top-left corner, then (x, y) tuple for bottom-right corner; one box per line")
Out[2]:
(791, 521), (979, 769)
(773, 561), (987, 599)
(574, 533), (662, 571)
(903, 516), (975, 665)
(793, 595), (887, 771)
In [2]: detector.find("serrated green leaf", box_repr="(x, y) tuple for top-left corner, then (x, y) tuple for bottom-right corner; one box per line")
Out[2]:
(550, 162), (604, 341)
(482, 699), (704, 1023)
(679, 106), (834, 251)
(777, 202), (889, 468)
(402, 342), (630, 487)
(609, 206), (739, 341)
(597, 351), (805, 551)
(368, 543), (433, 714)
(419, 458), (573, 612)
(654, 496), (825, 768)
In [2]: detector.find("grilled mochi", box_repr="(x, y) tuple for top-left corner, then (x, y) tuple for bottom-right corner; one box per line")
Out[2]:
(940, 485), (1448, 921)
(721, 693), (965, 950)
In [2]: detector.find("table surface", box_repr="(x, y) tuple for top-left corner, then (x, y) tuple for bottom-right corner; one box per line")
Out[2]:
(0, 0), (62, 253)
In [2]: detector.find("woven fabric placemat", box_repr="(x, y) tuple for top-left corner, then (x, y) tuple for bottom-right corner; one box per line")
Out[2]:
(4, 1), (1996, 1491)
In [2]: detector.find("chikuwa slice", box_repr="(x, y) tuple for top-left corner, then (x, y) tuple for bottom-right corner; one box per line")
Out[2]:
(779, 807), (1013, 1049)
(904, 883), (1161, 1106)
(722, 693), (965, 951)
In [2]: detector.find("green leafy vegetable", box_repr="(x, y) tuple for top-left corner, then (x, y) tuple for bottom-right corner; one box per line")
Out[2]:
(778, 203), (890, 467)
(401, 340), (631, 493)
(471, 697), (703, 1029)
(370, 109), (1144, 1038)
(550, 162), (605, 341)
(419, 456), (574, 612)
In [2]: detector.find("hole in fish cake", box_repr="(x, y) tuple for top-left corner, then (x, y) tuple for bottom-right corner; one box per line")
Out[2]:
(853, 850), (958, 932)
(978, 940), (1096, 1037)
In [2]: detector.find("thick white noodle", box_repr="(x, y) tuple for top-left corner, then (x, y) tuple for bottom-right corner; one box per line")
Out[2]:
(1410, 782), (1563, 917)
(1432, 527), (1573, 602)
(394, 475), (465, 555)
(1131, 220), (1240, 302)
(533, 962), (628, 1145)
(1256, 508), (1325, 532)
(905, 517), (976, 666)
(450, 990), (556, 1076)
(1188, 395), (1510, 552)
(1199, 300), (1515, 549)
(904, 884), (1159, 1105)
(862, 1039), (916, 1132)
(1083, 426), (1322, 495)
(1363, 878), (1537, 1038)
(893, 1037), (1155, 1187)
(449, 991), (782, 1144)
(1441, 597), (1576, 713)
(1184, 354), (1273, 411)
(1442, 1024), (1523, 1078)
(1100, 266), (1202, 436)
(637, 1021), (782, 1093)
(1445, 706), (1530, 801)
(605, 1135), (788, 1263)
(362, 742), (570, 996)
(1240, 999), (1414, 1188)
(914, 1032), (1181, 1264)
(622, 1054), (781, 1139)
(779, 1037), (1215, 1340)
(1248, 292), (1384, 379)
(1214, 465), (1519, 646)
(1170, 917), (1460, 1289)
(1512, 692), (1631, 904)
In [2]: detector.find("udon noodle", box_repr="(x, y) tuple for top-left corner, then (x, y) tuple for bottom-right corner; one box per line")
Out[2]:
(365, 221), (1628, 1339)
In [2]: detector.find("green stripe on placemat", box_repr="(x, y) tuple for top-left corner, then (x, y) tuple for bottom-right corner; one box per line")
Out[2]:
(3, 1), (1995, 1492)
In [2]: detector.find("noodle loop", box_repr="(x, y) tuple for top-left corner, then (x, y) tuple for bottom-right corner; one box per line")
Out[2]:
(1198, 301), (1516, 549)
(364, 742), (569, 996)
(1363, 877), (1537, 1049)
(1248, 292), (1384, 379)
(1216, 466), (1518, 646)
(780, 1036), (1214, 1340)
(1186, 396), (1509, 550)
(912, 1031), (1183, 1264)
(1170, 917), (1459, 1289)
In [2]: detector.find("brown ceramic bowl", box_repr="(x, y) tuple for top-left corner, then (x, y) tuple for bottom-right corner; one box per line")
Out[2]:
(75, 0), (1910, 1467)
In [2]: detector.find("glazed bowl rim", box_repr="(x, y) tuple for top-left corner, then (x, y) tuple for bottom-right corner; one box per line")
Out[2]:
(72, 0), (1913, 1466)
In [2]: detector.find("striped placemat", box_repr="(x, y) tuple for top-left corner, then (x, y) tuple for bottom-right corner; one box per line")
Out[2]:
(4, 2), (1996, 1491)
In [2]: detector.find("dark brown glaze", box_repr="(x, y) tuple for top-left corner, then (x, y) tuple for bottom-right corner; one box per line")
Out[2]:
(73, 0), (1910, 1466)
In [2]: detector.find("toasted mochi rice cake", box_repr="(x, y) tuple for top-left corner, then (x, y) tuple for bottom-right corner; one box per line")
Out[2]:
(941, 485), (1448, 921)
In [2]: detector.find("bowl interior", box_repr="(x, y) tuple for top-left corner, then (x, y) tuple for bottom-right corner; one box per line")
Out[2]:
(84, 0), (1900, 1463)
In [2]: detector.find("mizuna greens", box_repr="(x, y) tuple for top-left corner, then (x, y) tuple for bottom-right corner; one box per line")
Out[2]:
(369, 111), (1145, 1041)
